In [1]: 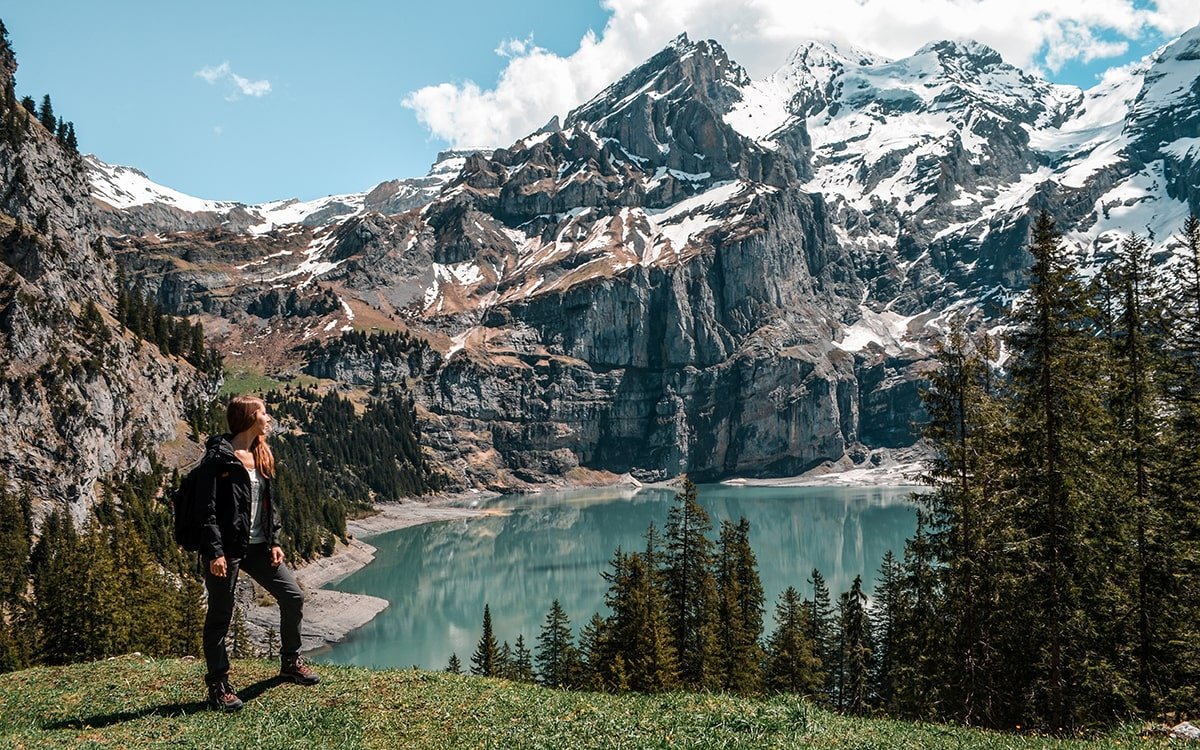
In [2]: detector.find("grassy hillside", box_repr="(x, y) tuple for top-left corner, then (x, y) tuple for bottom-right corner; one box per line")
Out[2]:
(0, 656), (1165, 749)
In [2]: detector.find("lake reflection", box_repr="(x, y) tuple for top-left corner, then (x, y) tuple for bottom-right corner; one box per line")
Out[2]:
(322, 484), (920, 670)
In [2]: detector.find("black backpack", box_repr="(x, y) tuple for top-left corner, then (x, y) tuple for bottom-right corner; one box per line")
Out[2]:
(172, 460), (210, 552)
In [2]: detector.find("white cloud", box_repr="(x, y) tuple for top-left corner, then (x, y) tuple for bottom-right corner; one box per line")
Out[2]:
(496, 34), (536, 58)
(403, 0), (1196, 150)
(230, 73), (271, 97)
(1041, 21), (1131, 72)
(196, 62), (230, 84)
(195, 61), (271, 99)
(1144, 0), (1200, 35)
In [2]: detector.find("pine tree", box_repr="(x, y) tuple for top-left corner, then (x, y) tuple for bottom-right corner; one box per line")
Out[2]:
(0, 487), (30, 604)
(497, 641), (514, 680)
(871, 550), (905, 712)
(806, 568), (836, 702)
(1005, 210), (1113, 731)
(229, 606), (252, 658)
(837, 576), (873, 715)
(1102, 232), (1168, 715)
(512, 635), (534, 683)
(1163, 215), (1200, 714)
(715, 517), (764, 693)
(535, 599), (576, 687)
(916, 323), (1010, 724)
(38, 94), (54, 131)
(471, 604), (499, 677)
(265, 627), (279, 658)
(0, 489), (32, 673)
(446, 653), (462, 674)
(0, 609), (33, 673)
(642, 522), (665, 589)
(34, 520), (125, 663)
(107, 514), (185, 658)
(575, 613), (607, 691)
(172, 573), (204, 658)
(662, 478), (719, 689)
(890, 515), (943, 720)
(602, 549), (677, 692)
(766, 586), (823, 695)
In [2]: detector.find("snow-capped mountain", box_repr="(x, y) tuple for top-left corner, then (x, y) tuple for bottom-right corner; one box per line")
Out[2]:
(86, 150), (471, 237)
(104, 26), (1200, 488)
(730, 28), (1199, 314)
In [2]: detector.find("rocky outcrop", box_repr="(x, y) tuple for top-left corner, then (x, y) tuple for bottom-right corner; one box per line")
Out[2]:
(0, 43), (216, 521)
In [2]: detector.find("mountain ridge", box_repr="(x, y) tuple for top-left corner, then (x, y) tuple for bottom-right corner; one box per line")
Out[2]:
(93, 25), (1200, 489)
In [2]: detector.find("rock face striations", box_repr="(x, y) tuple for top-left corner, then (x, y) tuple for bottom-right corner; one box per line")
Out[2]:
(94, 27), (1200, 490)
(0, 33), (217, 518)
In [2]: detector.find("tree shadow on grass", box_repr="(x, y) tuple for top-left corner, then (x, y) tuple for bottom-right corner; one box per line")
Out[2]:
(42, 675), (286, 730)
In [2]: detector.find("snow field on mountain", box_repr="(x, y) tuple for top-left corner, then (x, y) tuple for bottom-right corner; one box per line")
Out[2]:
(1067, 162), (1194, 265)
(833, 307), (918, 356)
(269, 228), (347, 286)
(247, 194), (365, 235)
(87, 158), (238, 213)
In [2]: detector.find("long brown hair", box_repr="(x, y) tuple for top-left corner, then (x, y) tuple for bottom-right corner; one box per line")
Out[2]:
(227, 395), (275, 478)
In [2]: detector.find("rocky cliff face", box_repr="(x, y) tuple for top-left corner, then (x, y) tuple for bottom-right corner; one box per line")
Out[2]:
(98, 27), (1200, 491)
(0, 38), (216, 522)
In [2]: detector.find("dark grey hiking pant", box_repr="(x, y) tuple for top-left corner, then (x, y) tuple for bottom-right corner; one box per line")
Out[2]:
(203, 543), (304, 683)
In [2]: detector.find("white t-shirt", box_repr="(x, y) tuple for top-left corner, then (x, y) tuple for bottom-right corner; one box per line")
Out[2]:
(247, 467), (267, 544)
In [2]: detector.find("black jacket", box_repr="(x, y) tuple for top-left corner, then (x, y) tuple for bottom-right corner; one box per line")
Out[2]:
(199, 434), (282, 561)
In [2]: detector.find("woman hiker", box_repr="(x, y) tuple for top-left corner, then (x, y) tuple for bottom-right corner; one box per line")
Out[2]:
(200, 394), (320, 711)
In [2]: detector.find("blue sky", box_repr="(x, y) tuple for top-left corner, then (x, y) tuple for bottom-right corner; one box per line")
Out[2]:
(3, 2), (609, 203)
(2, 2), (1190, 204)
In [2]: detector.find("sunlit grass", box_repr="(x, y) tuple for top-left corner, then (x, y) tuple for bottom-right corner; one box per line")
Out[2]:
(219, 367), (322, 398)
(0, 656), (1167, 749)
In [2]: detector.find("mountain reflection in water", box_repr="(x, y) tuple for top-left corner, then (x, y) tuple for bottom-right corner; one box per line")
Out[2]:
(322, 484), (921, 670)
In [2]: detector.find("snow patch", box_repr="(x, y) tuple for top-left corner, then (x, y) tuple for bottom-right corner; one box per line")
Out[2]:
(833, 308), (919, 356)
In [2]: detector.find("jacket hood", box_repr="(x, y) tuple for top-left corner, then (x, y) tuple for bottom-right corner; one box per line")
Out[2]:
(203, 434), (237, 462)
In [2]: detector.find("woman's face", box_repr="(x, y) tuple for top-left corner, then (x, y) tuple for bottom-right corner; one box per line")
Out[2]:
(251, 406), (272, 437)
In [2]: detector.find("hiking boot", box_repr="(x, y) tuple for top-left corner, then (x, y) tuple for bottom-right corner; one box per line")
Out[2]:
(280, 655), (321, 685)
(207, 680), (244, 712)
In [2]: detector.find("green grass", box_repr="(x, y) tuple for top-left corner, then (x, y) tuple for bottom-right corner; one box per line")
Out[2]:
(219, 368), (322, 398)
(219, 367), (288, 398)
(0, 657), (1165, 749)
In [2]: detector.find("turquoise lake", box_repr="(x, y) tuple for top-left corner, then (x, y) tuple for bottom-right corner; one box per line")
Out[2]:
(320, 484), (921, 671)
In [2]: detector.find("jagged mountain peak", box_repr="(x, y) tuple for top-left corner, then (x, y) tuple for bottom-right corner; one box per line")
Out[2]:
(1127, 23), (1200, 130)
(914, 38), (1005, 68)
(722, 39), (885, 137)
(565, 34), (750, 131)
(726, 33), (1060, 146)
(782, 38), (889, 71)
(548, 33), (803, 191)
